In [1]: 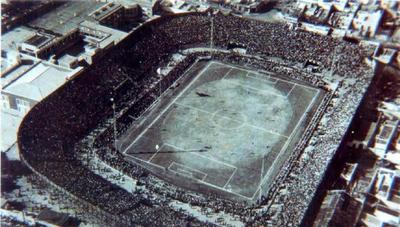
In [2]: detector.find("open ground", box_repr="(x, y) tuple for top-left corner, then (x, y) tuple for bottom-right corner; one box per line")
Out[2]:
(118, 60), (323, 200)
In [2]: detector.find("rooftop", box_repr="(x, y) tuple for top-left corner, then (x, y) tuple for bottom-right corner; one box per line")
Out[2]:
(2, 62), (80, 101)
(79, 20), (128, 49)
(29, 1), (106, 35)
(1, 26), (37, 52)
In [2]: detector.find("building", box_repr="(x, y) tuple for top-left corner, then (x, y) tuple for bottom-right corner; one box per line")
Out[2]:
(1, 0), (62, 33)
(1, 58), (82, 151)
(348, 119), (379, 150)
(89, 2), (142, 29)
(360, 168), (400, 226)
(90, 2), (126, 27)
(229, 0), (273, 14)
(299, 3), (333, 25)
(78, 20), (128, 64)
(347, 10), (384, 38)
(313, 190), (362, 227)
(372, 119), (399, 161)
(19, 29), (82, 60)
(1, 61), (80, 116)
(374, 47), (397, 65)
(292, 0), (399, 45)
(338, 163), (359, 192)
(36, 209), (80, 227)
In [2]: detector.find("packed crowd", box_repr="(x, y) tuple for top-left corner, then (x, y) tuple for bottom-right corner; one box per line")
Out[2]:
(18, 11), (373, 225)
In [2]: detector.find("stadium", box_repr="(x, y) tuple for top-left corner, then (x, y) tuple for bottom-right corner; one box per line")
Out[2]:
(18, 11), (375, 226)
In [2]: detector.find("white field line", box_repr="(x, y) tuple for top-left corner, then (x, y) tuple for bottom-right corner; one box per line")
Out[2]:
(168, 161), (208, 180)
(167, 168), (207, 186)
(215, 61), (318, 92)
(200, 179), (252, 200)
(126, 153), (250, 198)
(123, 60), (320, 200)
(147, 145), (249, 198)
(169, 161), (208, 177)
(118, 59), (201, 151)
(165, 142), (238, 170)
(223, 168), (237, 188)
(148, 144), (164, 162)
(224, 80), (286, 98)
(286, 84), (296, 97)
(246, 73), (277, 85)
(174, 102), (288, 138)
(275, 76), (318, 92)
(253, 89), (321, 199)
(123, 62), (212, 154)
(221, 68), (234, 80)
(177, 168), (194, 177)
(125, 154), (166, 170)
(223, 66), (277, 85)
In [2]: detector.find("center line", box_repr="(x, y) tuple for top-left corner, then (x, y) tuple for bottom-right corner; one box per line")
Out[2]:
(175, 102), (288, 138)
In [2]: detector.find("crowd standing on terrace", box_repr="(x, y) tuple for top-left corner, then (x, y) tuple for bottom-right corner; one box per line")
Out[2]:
(18, 11), (373, 225)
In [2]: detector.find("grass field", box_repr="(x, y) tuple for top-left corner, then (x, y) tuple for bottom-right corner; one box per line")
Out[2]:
(118, 60), (322, 200)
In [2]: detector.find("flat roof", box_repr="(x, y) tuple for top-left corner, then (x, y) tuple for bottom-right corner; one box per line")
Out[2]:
(24, 34), (53, 47)
(1, 26), (37, 52)
(29, 1), (106, 35)
(80, 20), (128, 48)
(2, 62), (77, 101)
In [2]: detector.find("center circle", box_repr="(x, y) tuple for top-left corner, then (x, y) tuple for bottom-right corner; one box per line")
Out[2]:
(161, 76), (293, 166)
(211, 109), (246, 129)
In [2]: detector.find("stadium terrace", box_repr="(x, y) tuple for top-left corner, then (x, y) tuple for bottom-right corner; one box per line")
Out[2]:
(18, 11), (375, 226)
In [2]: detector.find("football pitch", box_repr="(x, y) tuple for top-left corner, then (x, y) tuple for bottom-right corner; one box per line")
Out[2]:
(118, 60), (323, 200)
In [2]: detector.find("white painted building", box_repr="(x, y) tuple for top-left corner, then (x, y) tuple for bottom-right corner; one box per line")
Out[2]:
(1, 58), (82, 151)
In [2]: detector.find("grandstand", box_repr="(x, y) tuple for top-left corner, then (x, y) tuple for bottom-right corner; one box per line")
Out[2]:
(119, 60), (325, 201)
(18, 11), (375, 226)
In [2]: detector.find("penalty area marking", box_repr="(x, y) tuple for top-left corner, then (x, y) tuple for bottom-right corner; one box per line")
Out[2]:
(165, 142), (238, 169)
(221, 68), (234, 80)
(148, 144), (164, 162)
(223, 168), (237, 189)
(145, 142), (245, 198)
(123, 60), (302, 154)
(117, 59), (201, 151)
(168, 161), (208, 181)
(165, 142), (241, 193)
(246, 73), (278, 85)
(125, 154), (252, 200)
(286, 84), (296, 97)
(122, 61), (213, 154)
(122, 60), (322, 200)
(125, 153), (166, 170)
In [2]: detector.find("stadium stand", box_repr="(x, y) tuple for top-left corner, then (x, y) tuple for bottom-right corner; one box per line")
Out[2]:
(18, 11), (374, 225)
